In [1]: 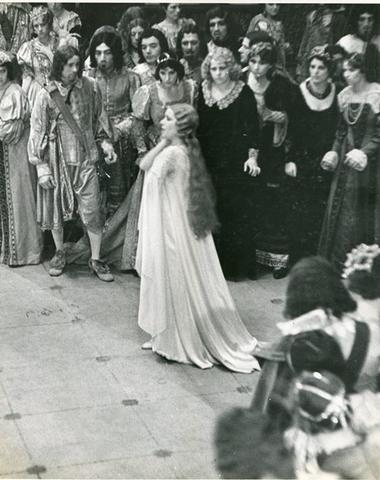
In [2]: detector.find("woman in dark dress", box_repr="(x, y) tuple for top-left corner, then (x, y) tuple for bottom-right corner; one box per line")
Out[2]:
(197, 47), (260, 281)
(286, 45), (339, 267)
(319, 50), (380, 270)
(246, 36), (296, 278)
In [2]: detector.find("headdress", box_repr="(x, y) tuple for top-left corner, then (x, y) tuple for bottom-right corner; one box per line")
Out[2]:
(157, 52), (172, 65)
(308, 44), (331, 62)
(342, 243), (380, 279)
(30, 6), (49, 23)
(249, 41), (275, 57)
(0, 51), (12, 65)
(294, 371), (351, 427)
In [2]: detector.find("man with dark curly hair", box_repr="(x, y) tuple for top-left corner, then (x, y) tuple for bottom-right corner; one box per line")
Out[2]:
(87, 26), (147, 216)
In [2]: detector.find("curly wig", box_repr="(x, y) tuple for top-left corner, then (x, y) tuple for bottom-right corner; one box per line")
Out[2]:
(201, 47), (241, 83)
(176, 23), (207, 60)
(137, 28), (169, 64)
(88, 26), (124, 71)
(169, 103), (219, 238)
(284, 256), (357, 320)
(118, 17), (148, 54)
(50, 45), (83, 81)
(345, 4), (379, 35)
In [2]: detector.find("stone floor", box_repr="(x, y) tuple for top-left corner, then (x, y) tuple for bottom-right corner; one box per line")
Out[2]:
(0, 260), (287, 479)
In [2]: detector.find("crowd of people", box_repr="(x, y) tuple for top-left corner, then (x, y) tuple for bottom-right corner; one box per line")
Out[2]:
(1, 3), (380, 475)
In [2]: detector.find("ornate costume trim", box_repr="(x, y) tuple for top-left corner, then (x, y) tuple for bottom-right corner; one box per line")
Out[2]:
(338, 83), (380, 115)
(300, 80), (336, 112)
(202, 80), (245, 110)
(342, 243), (380, 279)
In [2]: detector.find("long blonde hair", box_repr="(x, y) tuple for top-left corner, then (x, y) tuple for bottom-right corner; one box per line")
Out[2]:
(170, 104), (220, 239)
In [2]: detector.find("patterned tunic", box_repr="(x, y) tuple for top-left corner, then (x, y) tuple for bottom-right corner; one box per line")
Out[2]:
(0, 82), (42, 265)
(28, 77), (114, 232)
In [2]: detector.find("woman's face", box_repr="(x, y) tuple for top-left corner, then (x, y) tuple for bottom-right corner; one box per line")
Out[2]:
(33, 17), (51, 40)
(159, 66), (178, 88)
(249, 54), (270, 80)
(209, 59), (230, 85)
(238, 37), (251, 65)
(309, 58), (330, 85)
(265, 4), (280, 18)
(343, 60), (365, 86)
(166, 4), (181, 22)
(161, 107), (178, 141)
(0, 65), (9, 87)
(130, 25), (144, 49)
(141, 36), (161, 65)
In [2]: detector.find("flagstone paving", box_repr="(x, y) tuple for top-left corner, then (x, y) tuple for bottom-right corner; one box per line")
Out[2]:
(0, 262), (286, 479)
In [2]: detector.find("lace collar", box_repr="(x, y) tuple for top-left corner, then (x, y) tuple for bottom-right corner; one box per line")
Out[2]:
(338, 83), (380, 114)
(300, 79), (336, 112)
(202, 80), (245, 110)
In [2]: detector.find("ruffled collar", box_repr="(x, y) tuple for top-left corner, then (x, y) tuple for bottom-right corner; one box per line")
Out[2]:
(202, 80), (245, 110)
(277, 308), (336, 336)
(300, 79), (336, 112)
(338, 82), (380, 114)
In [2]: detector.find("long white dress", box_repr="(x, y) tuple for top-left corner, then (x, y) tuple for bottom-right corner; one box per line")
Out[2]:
(135, 145), (260, 373)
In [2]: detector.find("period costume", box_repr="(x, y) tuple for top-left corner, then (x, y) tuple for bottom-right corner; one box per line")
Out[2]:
(297, 7), (346, 81)
(247, 13), (287, 67)
(136, 144), (260, 373)
(337, 33), (380, 55)
(132, 78), (197, 147)
(0, 3), (31, 53)
(252, 308), (380, 414)
(249, 70), (295, 270)
(180, 57), (203, 86)
(86, 65), (145, 216)
(28, 76), (114, 234)
(67, 78), (195, 271)
(319, 83), (380, 269)
(287, 79), (339, 266)
(133, 62), (156, 87)
(0, 80), (42, 265)
(152, 18), (194, 56)
(197, 80), (260, 279)
(17, 34), (59, 107)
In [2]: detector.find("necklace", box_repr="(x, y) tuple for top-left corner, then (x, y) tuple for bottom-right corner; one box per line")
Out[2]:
(306, 79), (331, 100)
(345, 101), (365, 125)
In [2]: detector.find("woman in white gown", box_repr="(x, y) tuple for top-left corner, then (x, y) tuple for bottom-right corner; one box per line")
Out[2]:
(135, 103), (260, 373)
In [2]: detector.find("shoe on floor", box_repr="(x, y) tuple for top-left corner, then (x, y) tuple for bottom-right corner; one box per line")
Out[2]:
(49, 250), (66, 276)
(141, 341), (152, 350)
(89, 259), (114, 282)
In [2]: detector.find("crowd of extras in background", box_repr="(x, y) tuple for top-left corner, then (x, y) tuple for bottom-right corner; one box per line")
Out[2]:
(1, 4), (380, 478)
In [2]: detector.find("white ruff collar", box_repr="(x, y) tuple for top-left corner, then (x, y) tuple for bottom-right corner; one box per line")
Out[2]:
(300, 80), (336, 112)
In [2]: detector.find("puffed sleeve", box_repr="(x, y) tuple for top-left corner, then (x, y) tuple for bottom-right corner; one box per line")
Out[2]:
(17, 41), (34, 78)
(361, 90), (380, 158)
(132, 84), (151, 121)
(28, 88), (52, 177)
(0, 85), (29, 144)
(127, 69), (141, 101)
